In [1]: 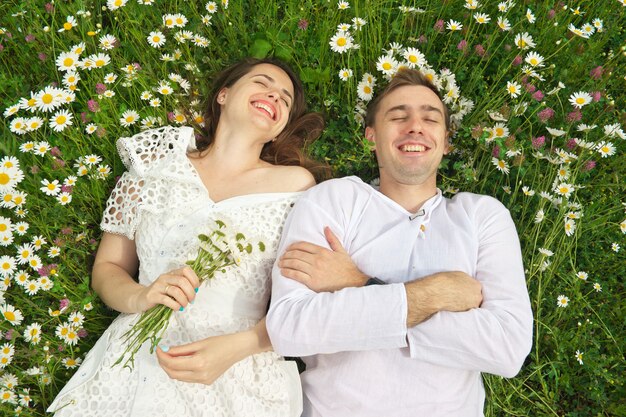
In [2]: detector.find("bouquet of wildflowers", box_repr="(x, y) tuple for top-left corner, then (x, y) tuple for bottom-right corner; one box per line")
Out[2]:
(114, 219), (264, 370)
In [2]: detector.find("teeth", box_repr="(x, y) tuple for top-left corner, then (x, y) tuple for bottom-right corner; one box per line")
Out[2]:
(253, 102), (275, 119)
(401, 144), (426, 152)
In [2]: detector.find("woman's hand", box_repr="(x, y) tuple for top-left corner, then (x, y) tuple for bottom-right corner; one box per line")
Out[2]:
(134, 266), (200, 313)
(156, 319), (271, 385)
(278, 227), (368, 292)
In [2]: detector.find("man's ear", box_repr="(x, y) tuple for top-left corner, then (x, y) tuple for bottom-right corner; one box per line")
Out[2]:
(365, 126), (375, 143)
(443, 131), (451, 155)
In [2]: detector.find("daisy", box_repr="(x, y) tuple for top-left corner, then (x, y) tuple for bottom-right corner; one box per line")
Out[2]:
(581, 23), (595, 36)
(492, 123), (509, 139)
(612, 243), (620, 252)
(103, 89), (115, 98)
(69, 311), (85, 326)
(0, 389), (16, 402)
(34, 86), (63, 112)
(0, 217), (12, 236)
(147, 31), (166, 48)
(38, 275), (54, 291)
(85, 123), (98, 134)
(97, 165), (111, 178)
(592, 18), (603, 31)
(40, 179), (61, 196)
(492, 158), (510, 174)
(84, 154), (102, 165)
(19, 94), (38, 113)
(1, 373), (18, 389)
(337, 1), (350, 9)
(506, 81), (522, 98)
(57, 192), (72, 205)
(56, 322), (79, 345)
(497, 17), (511, 31)
(596, 141), (615, 158)
(564, 219), (576, 236)
(538, 248), (553, 256)
(576, 271), (588, 281)
(525, 52), (545, 67)
(120, 110), (140, 127)
(556, 295), (569, 308)
(49, 110), (73, 132)
(149, 98), (162, 107)
(514, 32), (535, 50)
(568, 24), (589, 38)
(99, 34), (117, 51)
(329, 31), (353, 54)
(403, 47), (425, 68)
(192, 35), (210, 47)
(201, 14), (212, 26)
(352, 17), (367, 30)
(376, 55), (399, 76)
(205, 1), (217, 12)
(593, 282), (602, 292)
(57, 15), (77, 32)
(24, 279), (40, 296)
(55, 51), (80, 72)
(546, 127), (566, 137)
(446, 20), (463, 31)
(1, 304), (23, 325)
(13, 222), (27, 236)
(0, 256), (17, 277)
(32, 235), (47, 249)
(62, 357), (83, 369)
(26, 117), (44, 132)
(522, 186), (535, 196)
(554, 183), (574, 199)
(107, 0), (128, 10)
(0, 166), (24, 191)
(620, 219), (626, 234)
(8, 118), (28, 135)
(574, 350), (584, 365)
(338, 68), (353, 81)
(569, 91), (592, 108)
(576, 123), (597, 132)
(84, 302), (94, 311)
(89, 53), (111, 68)
(356, 80), (374, 101)
(3, 103), (20, 117)
(464, 0), (479, 10)
(15, 244), (35, 265)
(603, 123), (625, 139)
(156, 81), (173, 95)
(474, 13), (491, 24)
(163, 14), (177, 28)
(526, 8), (536, 23)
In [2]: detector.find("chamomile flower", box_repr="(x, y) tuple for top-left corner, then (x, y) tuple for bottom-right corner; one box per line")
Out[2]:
(55, 51), (80, 72)
(103, 73), (118, 84)
(554, 183), (574, 199)
(26, 117), (44, 132)
(120, 110), (140, 127)
(446, 20), (463, 31)
(376, 55), (399, 76)
(13, 222), (28, 236)
(329, 31), (353, 54)
(55, 322), (79, 345)
(474, 13), (491, 24)
(603, 123), (625, 139)
(84, 154), (102, 165)
(34, 86), (64, 112)
(556, 295), (569, 307)
(592, 18), (603, 31)
(526, 8), (536, 23)
(402, 47), (426, 68)
(62, 357), (82, 369)
(24, 280), (40, 296)
(351, 17), (367, 30)
(568, 24), (589, 38)
(337, 1), (350, 9)
(576, 271), (588, 281)
(192, 35), (210, 47)
(356, 80), (374, 101)
(49, 110), (73, 132)
(0, 166), (24, 191)
(620, 219), (626, 234)
(338, 68), (353, 81)
(506, 81), (522, 98)
(85, 123), (98, 134)
(205, 2), (217, 13)
(574, 350), (584, 365)
(497, 17), (511, 31)
(564, 219), (577, 236)
(593, 282), (602, 292)
(57, 15), (77, 32)
(514, 32), (536, 50)
(596, 141), (616, 158)
(57, 192), (72, 205)
(492, 158), (510, 174)
(522, 186), (535, 196)
(31, 235), (46, 249)
(40, 179), (61, 196)
(3, 103), (20, 117)
(538, 248), (554, 256)
(611, 243), (620, 252)
(9, 118), (28, 135)
(147, 31), (166, 48)
(99, 34), (117, 50)
(581, 23), (595, 36)
(156, 81), (173, 95)
(569, 91), (592, 108)
(525, 52), (545, 67)
(15, 244), (35, 265)
(149, 98), (161, 107)
(464, 0), (479, 10)
(1, 304), (23, 325)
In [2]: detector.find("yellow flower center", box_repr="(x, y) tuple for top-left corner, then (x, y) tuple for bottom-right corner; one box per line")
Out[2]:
(337, 38), (347, 47)
(495, 127), (504, 136)
(175, 114), (185, 122)
(63, 22), (73, 31)
(126, 116), (134, 122)
(153, 36), (161, 43)
(409, 55), (417, 63)
(4, 311), (16, 321)
(63, 57), (74, 67)
(165, 18), (173, 26)
(382, 62), (392, 71)
(601, 146), (609, 153)
(115, 0), (122, 6)
(576, 97), (585, 104)
(42, 93), (54, 104)
(363, 86), (372, 94)
(559, 187), (569, 193)
(0, 173), (10, 185)
(95, 59), (105, 67)
(56, 115), (67, 124)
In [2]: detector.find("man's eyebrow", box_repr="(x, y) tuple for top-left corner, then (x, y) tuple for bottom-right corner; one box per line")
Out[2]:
(384, 105), (408, 116)
(385, 104), (443, 117)
(252, 74), (293, 102)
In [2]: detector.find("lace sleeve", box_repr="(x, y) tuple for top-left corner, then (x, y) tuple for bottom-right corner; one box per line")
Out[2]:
(99, 172), (144, 239)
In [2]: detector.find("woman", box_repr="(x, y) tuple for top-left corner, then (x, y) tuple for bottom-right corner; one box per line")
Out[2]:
(48, 58), (327, 417)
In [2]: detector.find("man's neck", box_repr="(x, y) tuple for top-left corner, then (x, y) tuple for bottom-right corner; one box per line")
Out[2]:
(378, 178), (438, 213)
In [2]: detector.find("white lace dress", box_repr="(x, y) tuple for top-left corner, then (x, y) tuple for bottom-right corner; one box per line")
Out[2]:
(48, 126), (303, 417)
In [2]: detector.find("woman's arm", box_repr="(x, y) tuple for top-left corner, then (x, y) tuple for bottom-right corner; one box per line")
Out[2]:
(92, 232), (199, 313)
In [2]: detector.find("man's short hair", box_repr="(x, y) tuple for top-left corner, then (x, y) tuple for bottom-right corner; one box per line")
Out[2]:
(365, 69), (451, 132)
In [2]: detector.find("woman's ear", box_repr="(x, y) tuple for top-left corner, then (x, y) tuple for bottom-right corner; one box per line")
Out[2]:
(217, 88), (228, 104)
(365, 126), (375, 143)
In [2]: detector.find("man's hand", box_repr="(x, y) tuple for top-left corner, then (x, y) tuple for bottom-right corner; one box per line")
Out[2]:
(278, 227), (369, 292)
(405, 271), (482, 327)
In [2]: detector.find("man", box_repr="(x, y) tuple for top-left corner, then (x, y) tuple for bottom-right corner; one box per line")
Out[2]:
(266, 69), (533, 417)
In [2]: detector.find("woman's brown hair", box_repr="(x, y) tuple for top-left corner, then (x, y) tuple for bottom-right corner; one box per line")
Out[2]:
(195, 57), (330, 182)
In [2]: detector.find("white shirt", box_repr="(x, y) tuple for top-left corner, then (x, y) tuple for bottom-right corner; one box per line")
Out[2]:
(267, 176), (533, 417)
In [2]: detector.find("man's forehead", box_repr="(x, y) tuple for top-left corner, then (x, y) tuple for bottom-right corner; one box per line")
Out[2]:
(379, 85), (444, 114)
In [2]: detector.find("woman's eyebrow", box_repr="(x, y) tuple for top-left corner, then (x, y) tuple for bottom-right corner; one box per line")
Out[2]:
(252, 74), (293, 102)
